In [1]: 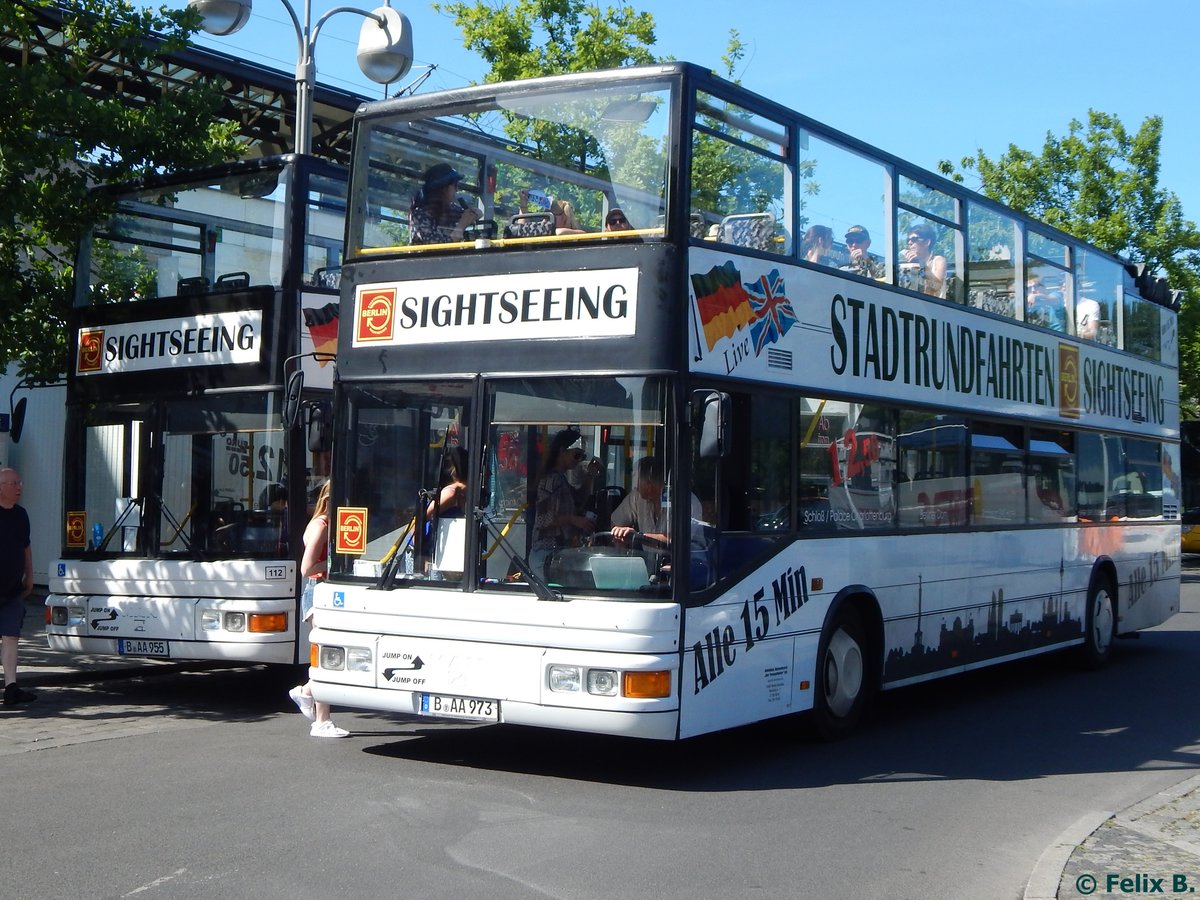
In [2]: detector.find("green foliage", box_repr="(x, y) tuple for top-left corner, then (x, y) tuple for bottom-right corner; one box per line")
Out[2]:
(941, 111), (1200, 415)
(435, 0), (658, 81)
(435, 0), (659, 184)
(88, 239), (160, 304)
(434, 0), (663, 233)
(0, 0), (242, 382)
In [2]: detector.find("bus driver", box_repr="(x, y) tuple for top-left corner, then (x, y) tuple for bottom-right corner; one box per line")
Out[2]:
(611, 457), (703, 548)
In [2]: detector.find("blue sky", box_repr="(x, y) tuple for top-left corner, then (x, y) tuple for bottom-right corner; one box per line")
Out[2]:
(184, 0), (1200, 224)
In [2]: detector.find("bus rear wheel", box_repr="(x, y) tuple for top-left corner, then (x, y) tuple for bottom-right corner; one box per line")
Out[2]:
(1079, 572), (1116, 669)
(812, 604), (870, 740)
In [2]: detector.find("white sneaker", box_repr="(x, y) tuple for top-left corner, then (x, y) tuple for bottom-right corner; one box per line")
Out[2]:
(310, 719), (350, 738)
(288, 685), (315, 721)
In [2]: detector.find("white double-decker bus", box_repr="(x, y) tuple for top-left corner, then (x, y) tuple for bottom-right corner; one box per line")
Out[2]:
(45, 155), (345, 664)
(308, 63), (1180, 739)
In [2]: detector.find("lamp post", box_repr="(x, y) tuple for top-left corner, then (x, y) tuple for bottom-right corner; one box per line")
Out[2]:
(188, 0), (413, 156)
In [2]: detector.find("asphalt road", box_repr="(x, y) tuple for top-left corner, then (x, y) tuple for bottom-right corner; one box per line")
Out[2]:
(3, 574), (1199, 900)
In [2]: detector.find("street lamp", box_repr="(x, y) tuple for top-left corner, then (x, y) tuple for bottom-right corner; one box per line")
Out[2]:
(188, 0), (413, 156)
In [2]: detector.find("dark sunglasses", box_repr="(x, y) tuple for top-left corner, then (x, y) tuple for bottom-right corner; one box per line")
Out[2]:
(846, 237), (868, 246)
(607, 216), (628, 225)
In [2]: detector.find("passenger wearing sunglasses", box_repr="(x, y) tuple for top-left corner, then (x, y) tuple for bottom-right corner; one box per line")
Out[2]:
(604, 207), (634, 232)
(841, 225), (885, 279)
(900, 222), (947, 297)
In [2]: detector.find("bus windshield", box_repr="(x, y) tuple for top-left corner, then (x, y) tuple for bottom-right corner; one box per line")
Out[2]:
(73, 393), (290, 558)
(350, 76), (674, 253)
(77, 160), (346, 303)
(332, 375), (674, 598)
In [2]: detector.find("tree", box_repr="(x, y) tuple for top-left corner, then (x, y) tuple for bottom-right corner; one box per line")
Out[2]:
(434, 0), (658, 84)
(0, 0), (242, 382)
(939, 111), (1200, 414)
(432, 0), (659, 229)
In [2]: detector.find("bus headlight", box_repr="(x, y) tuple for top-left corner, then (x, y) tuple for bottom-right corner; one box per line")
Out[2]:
(201, 611), (221, 632)
(347, 647), (372, 672)
(586, 669), (619, 696)
(224, 612), (246, 633)
(320, 646), (346, 670)
(548, 664), (582, 692)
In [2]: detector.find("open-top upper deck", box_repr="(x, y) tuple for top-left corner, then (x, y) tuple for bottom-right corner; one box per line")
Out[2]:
(339, 63), (1177, 433)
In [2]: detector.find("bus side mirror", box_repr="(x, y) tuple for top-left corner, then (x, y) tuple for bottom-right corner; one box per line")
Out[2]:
(282, 370), (304, 430)
(695, 390), (730, 459)
(9, 397), (26, 444)
(308, 400), (333, 453)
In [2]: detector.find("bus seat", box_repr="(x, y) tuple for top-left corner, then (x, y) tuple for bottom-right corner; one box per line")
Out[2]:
(215, 271), (250, 291)
(718, 213), (776, 252)
(177, 276), (209, 296)
(504, 212), (554, 238)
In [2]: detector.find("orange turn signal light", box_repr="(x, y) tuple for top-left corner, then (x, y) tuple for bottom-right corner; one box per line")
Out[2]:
(623, 670), (671, 699)
(310, 643), (319, 667)
(248, 613), (288, 633)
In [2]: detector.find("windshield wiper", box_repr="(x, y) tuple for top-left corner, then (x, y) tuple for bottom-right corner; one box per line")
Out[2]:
(373, 519), (417, 590)
(81, 497), (144, 560)
(474, 507), (564, 602)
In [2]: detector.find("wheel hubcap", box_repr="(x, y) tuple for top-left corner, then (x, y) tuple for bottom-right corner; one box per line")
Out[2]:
(1092, 590), (1114, 655)
(824, 628), (864, 718)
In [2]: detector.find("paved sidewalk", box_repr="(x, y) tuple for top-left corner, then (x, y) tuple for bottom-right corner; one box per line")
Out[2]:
(1027, 772), (1200, 899)
(0, 596), (239, 757)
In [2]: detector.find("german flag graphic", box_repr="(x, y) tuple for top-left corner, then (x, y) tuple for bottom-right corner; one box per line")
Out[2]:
(303, 302), (339, 365)
(691, 261), (755, 351)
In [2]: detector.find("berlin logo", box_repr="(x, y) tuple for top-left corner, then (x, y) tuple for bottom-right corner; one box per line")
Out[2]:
(356, 289), (396, 343)
(78, 329), (104, 373)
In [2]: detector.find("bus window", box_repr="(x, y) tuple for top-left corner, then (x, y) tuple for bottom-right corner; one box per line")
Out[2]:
(966, 202), (1017, 320)
(897, 413), (967, 528)
(692, 390), (792, 587)
(1075, 248), (1120, 346)
(164, 395), (289, 556)
(1115, 438), (1163, 519)
(473, 376), (670, 596)
(690, 93), (790, 253)
(898, 176), (960, 301)
(791, 134), (889, 276)
(1027, 429), (1076, 523)
(352, 81), (674, 252)
(969, 421), (1024, 527)
(816, 401), (896, 532)
(1123, 289), (1162, 362)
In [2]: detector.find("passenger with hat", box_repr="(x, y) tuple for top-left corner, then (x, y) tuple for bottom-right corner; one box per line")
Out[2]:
(841, 225), (885, 279)
(409, 162), (480, 244)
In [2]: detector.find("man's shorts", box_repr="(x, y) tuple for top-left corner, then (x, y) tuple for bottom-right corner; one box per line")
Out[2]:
(0, 594), (25, 637)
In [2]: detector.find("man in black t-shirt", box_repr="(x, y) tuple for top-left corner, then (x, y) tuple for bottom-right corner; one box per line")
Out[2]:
(0, 468), (35, 706)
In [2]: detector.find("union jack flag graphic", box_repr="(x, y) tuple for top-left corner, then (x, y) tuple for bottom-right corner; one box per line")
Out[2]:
(744, 269), (797, 354)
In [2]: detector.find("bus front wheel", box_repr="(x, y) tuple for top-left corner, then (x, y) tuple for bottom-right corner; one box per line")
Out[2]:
(812, 604), (870, 740)
(1080, 572), (1116, 669)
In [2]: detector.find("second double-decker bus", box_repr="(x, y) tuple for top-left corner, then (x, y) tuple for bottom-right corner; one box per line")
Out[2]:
(45, 154), (345, 664)
(308, 63), (1180, 739)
